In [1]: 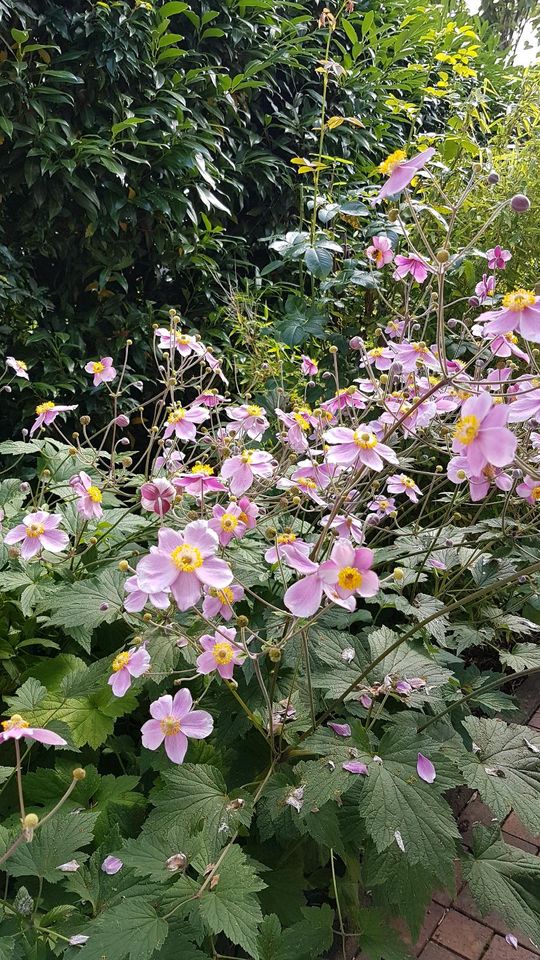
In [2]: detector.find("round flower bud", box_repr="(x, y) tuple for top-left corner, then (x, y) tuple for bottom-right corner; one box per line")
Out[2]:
(387, 208), (399, 223)
(187, 510), (199, 521)
(435, 464), (443, 473)
(510, 194), (530, 212)
(435, 249), (449, 263)
(80, 415), (91, 426)
(41, 469), (51, 479)
(472, 162), (482, 174)
(291, 496), (301, 506)
(267, 646), (282, 663)
(72, 768), (86, 781)
(444, 539), (454, 547)
(121, 457), (132, 468)
(447, 318), (457, 329)
(118, 560), (129, 572)
(265, 527), (277, 539)
(393, 567), (405, 581)
(236, 615), (249, 628)
(328, 345), (338, 354)
(99, 602), (109, 612)
(322, 371), (332, 380)
(349, 336), (362, 350)
(143, 612), (152, 622)
(165, 853), (188, 872)
(126, 339), (133, 346)
(379, 373), (388, 385)
(23, 813), (39, 829)
(89, 537), (98, 545)
(518, 575), (528, 585)
(487, 171), (499, 184)
(19, 482), (30, 493)
(68, 446), (78, 456)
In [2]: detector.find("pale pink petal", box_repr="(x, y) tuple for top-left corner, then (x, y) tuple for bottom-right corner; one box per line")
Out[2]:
(141, 718), (165, 750)
(40, 529), (69, 552)
(164, 731), (189, 763)
(108, 670), (131, 697)
(198, 557), (233, 588)
(28, 728), (67, 746)
(137, 552), (177, 592)
(171, 688), (193, 719)
(3, 525), (27, 544)
(197, 651), (218, 674)
(284, 574), (323, 618)
(180, 709), (214, 739)
(149, 695), (173, 720)
(170, 571), (202, 611)
(183, 520), (219, 556)
(417, 753), (436, 783)
(20, 537), (42, 559)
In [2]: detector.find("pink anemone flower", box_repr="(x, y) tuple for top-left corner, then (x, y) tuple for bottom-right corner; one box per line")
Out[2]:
(386, 474), (422, 503)
(0, 714), (66, 746)
(276, 408), (315, 453)
(366, 235), (394, 268)
(155, 329), (204, 357)
(123, 574), (170, 613)
(4, 511), (69, 559)
(237, 495), (259, 529)
(451, 391), (517, 474)
(321, 388), (366, 415)
(6, 357), (29, 380)
(393, 341), (439, 373)
(265, 533), (318, 574)
(140, 479), (176, 516)
(136, 521), (232, 612)
(393, 253), (431, 284)
(209, 502), (247, 546)
(516, 476), (540, 505)
(174, 464), (225, 500)
(163, 404), (209, 441)
(486, 245), (511, 271)
(196, 626), (245, 680)
(365, 346), (394, 371)
(276, 461), (334, 506)
(447, 456), (512, 502)
(470, 273), (496, 306)
(202, 583), (245, 621)
(320, 513), (364, 543)
(284, 541), (378, 617)
(30, 401), (77, 437)
(141, 689), (213, 764)
(480, 289), (540, 343)
(69, 472), (104, 520)
(374, 146), (436, 202)
(508, 386), (540, 423)
(226, 404), (269, 440)
(323, 426), (398, 472)
(301, 355), (318, 376)
(221, 450), (275, 496)
(84, 357), (116, 386)
(108, 645), (151, 697)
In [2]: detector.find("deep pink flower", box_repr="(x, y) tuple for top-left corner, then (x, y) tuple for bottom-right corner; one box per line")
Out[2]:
(136, 521), (232, 611)
(323, 426), (398, 472)
(366, 235), (394, 268)
(301, 355), (318, 376)
(265, 533), (318, 575)
(374, 147), (436, 202)
(480, 290), (540, 343)
(386, 474), (422, 503)
(114, 414), (130, 428)
(516, 476), (540, 505)
(209, 503), (247, 546)
(174, 464), (225, 499)
(202, 583), (244, 621)
(4, 510), (69, 559)
(6, 357), (29, 380)
(141, 689), (213, 763)
(84, 357), (116, 386)
(221, 450), (275, 496)
(237, 496), (259, 529)
(30, 401), (77, 437)
(321, 388), (366, 415)
(393, 253), (431, 283)
(284, 540), (378, 617)
(196, 626), (245, 680)
(101, 856), (123, 875)
(108, 645), (151, 697)
(163, 404), (209, 441)
(0, 714), (66, 746)
(486, 245), (511, 270)
(470, 273), (496, 306)
(124, 574), (170, 613)
(140, 479), (176, 516)
(227, 404), (269, 440)
(194, 390), (228, 408)
(451, 391), (517, 474)
(69, 472), (104, 520)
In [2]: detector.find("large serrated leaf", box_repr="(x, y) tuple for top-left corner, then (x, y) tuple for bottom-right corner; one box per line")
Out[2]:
(77, 898), (168, 960)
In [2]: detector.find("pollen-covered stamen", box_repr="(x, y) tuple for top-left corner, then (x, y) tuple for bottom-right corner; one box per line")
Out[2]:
(2, 714), (29, 731)
(353, 430), (378, 449)
(295, 477), (317, 490)
(25, 522), (45, 538)
(213, 641), (234, 665)
(191, 463), (214, 476)
(87, 486), (102, 503)
(293, 412), (310, 430)
(399, 475), (417, 488)
(112, 651), (131, 672)
(502, 289), (536, 312)
(210, 586), (234, 605)
(337, 566), (363, 591)
(277, 533), (296, 545)
(15, 360), (27, 370)
(220, 513), (239, 532)
(160, 716), (181, 736)
(412, 341), (428, 354)
(454, 414), (480, 446)
(167, 407), (186, 424)
(531, 486), (540, 502)
(369, 347), (385, 358)
(170, 543), (203, 572)
(240, 451), (254, 464)
(91, 362), (105, 374)
(35, 401), (56, 415)
(246, 404), (263, 417)
(379, 149), (407, 176)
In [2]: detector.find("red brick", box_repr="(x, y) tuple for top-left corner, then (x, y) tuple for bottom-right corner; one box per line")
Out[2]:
(483, 935), (539, 960)
(415, 903), (446, 954)
(502, 812), (540, 846)
(419, 944), (464, 960)
(459, 796), (499, 847)
(502, 831), (538, 855)
(528, 709), (540, 731)
(452, 887), (540, 954)
(432, 909), (492, 959)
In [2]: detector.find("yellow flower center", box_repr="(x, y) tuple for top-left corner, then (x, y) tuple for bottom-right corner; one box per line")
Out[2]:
(238, 511), (249, 524)
(191, 463), (214, 476)
(399, 475), (416, 488)
(246, 404), (263, 417)
(379, 499), (389, 509)
(167, 407), (186, 424)
(293, 412), (310, 430)
(160, 716), (181, 736)
(220, 512), (239, 532)
(87, 486), (102, 503)
(505, 333), (519, 344)
(213, 641), (234, 665)
(353, 430), (378, 449)
(337, 566), (362, 590)
(92, 361), (105, 374)
(210, 586), (234, 604)
(25, 522), (45, 538)
(2, 714), (29, 731)
(412, 341), (428, 354)
(241, 451), (254, 464)
(502, 289), (536, 312)
(296, 477), (317, 490)
(170, 543), (203, 572)
(112, 651), (131, 672)
(454, 414), (480, 446)
(35, 401), (56, 415)
(378, 149), (407, 176)
(16, 360), (27, 370)
(531, 486), (540, 502)
(369, 347), (385, 358)
(277, 533), (296, 545)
